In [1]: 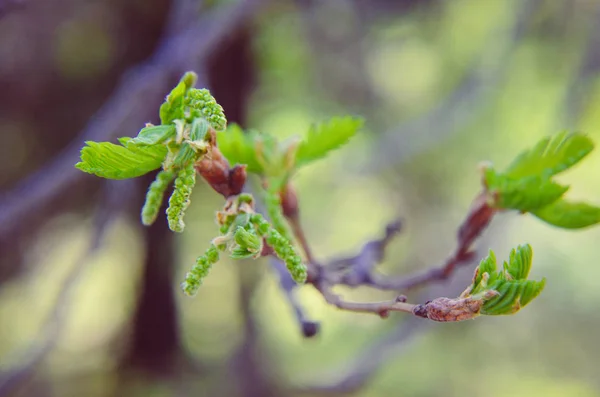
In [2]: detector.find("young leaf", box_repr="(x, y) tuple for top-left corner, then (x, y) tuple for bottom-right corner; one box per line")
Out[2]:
(76, 141), (165, 179)
(217, 124), (265, 173)
(466, 244), (545, 316)
(470, 250), (498, 295)
(295, 116), (364, 167)
(484, 168), (568, 211)
(504, 131), (594, 179)
(159, 81), (187, 125)
(159, 72), (197, 126)
(533, 200), (600, 229)
(131, 125), (176, 146)
(481, 279), (545, 315)
(503, 244), (533, 280)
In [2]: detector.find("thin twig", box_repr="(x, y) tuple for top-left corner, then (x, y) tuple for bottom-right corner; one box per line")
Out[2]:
(366, 191), (495, 291)
(316, 282), (412, 318)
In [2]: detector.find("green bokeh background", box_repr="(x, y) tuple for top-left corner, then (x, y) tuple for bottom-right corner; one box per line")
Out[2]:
(1, 0), (600, 396)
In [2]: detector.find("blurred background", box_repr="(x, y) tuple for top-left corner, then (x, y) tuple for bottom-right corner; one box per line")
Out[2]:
(1, 0), (600, 396)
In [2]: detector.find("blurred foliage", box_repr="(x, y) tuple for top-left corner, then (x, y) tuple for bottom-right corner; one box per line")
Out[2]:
(3, 0), (600, 396)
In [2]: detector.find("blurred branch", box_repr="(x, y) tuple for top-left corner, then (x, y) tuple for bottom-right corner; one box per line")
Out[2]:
(0, 0), (263, 239)
(369, 0), (541, 171)
(363, 191), (494, 291)
(270, 257), (320, 337)
(0, 180), (130, 396)
(0, 0), (24, 18)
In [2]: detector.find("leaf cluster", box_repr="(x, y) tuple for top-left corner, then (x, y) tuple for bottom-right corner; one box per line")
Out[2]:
(484, 132), (600, 228)
(464, 244), (545, 316)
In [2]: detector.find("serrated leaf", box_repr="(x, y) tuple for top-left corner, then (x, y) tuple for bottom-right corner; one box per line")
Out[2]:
(533, 199), (600, 229)
(118, 137), (168, 161)
(131, 125), (176, 146)
(466, 245), (545, 316)
(217, 124), (265, 173)
(76, 141), (165, 179)
(505, 131), (594, 179)
(484, 168), (568, 211)
(503, 244), (532, 280)
(295, 116), (364, 167)
(481, 278), (545, 315)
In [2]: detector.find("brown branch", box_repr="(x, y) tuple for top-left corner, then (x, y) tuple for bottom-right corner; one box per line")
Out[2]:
(365, 191), (496, 291)
(272, 190), (496, 321)
(316, 283), (412, 319)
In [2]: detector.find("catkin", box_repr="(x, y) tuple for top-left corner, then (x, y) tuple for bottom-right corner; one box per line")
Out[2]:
(166, 163), (196, 232)
(141, 170), (175, 226)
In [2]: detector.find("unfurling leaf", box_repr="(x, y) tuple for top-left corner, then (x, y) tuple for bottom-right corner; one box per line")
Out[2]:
(295, 116), (364, 167)
(233, 226), (262, 253)
(159, 81), (187, 125)
(131, 125), (176, 146)
(504, 131), (593, 179)
(465, 244), (545, 316)
(141, 170), (175, 225)
(533, 200), (600, 229)
(484, 168), (568, 212)
(76, 141), (166, 179)
(166, 163), (196, 232)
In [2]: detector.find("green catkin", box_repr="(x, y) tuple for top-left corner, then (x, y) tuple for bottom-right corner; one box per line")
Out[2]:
(166, 163), (196, 232)
(250, 214), (307, 284)
(264, 187), (293, 241)
(182, 244), (220, 296)
(185, 88), (227, 131)
(141, 170), (175, 226)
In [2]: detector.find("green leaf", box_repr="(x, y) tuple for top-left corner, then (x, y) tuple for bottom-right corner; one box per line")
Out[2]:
(503, 244), (532, 280)
(217, 124), (265, 173)
(230, 247), (255, 259)
(76, 141), (165, 179)
(159, 72), (197, 125)
(466, 244), (545, 316)
(295, 116), (364, 167)
(481, 279), (546, 315)
(234, 226), (262, 253)
(470, 250), (498, 294)
(118, 137), (169, 162)
(131, 125), (176, 146)
(505, 131), (594, 179)
(484, 168), (568, 211)
(533, 199), (600, 229)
